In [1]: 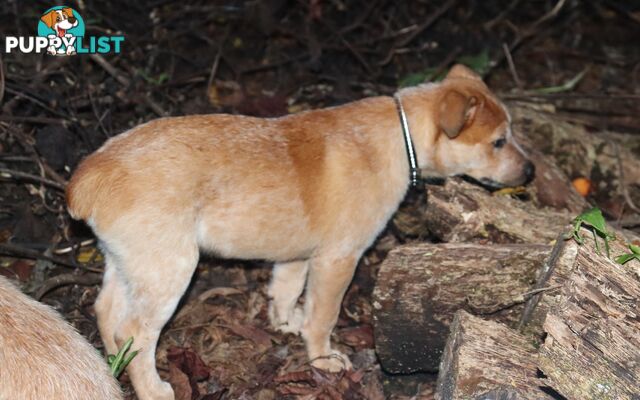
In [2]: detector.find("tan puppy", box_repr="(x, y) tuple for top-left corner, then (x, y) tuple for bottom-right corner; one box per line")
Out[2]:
(0, 276), (122, 400)
(66, 65), (532, 400)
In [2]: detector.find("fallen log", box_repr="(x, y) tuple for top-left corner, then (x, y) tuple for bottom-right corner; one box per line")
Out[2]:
(510, 104), (640, 188)
(536, 232), (640, 400)
(435, 311), (553, 400)
(372, 242), (551, 373)
(510, 104), (640, 217)
(519, 225), (640, 338)
(423, 178), (572, 244)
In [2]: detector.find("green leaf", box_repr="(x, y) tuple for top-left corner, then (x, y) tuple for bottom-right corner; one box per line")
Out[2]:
(114, 350), (138, 378)
(629, 244), (640, 254)
(123, 351), (139, 368)
(399, 72), (431, 88)
(398, 68), (446, 87)
(457, 50), (490, 77)
(575, 208), (608, 236)
(615, 253), (638, 265)
(108, 337), (138, 378)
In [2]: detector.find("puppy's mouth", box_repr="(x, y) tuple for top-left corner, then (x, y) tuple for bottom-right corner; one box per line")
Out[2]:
(56, 27), (66, 37)
(460, 175), (508, 191)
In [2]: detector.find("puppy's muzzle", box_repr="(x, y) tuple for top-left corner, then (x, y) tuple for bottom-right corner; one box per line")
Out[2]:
(523, 161), (535, 184)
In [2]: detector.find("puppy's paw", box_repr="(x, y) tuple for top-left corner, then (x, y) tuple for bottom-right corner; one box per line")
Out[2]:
(280, 307), (304, 334)
(269, 304), (303, 334)
(66, 46), (76, 55)
(267, 301), (280, 327)
(138, 380), (174, 400)
(311, 350), (352, 372)
(154, 381), (175, 400)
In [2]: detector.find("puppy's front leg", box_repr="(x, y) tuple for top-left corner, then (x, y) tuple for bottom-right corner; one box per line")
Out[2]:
(301, 253), (358, 372)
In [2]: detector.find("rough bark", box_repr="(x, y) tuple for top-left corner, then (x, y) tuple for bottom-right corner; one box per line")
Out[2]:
(435, 311), (553, 400)
(517, 236), (577, 339)
(536, 231), (640, 400)
(424, 177), (573, 244)
(372, 243), (551, 373)
(519, 226), (640, 339)
(526, 147), (588, 213)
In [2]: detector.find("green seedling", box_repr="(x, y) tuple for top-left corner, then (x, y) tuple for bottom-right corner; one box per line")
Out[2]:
(566, 207), (615, 258)
(398, 49), (490, 88)
(137, 69), (169, 86)
(532, 68), (588, 94)
(107, 337), (138, 378)
(615, 244), (640, 265)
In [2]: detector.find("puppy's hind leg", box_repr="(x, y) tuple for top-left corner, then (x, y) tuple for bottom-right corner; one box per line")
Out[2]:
(113, 240), (199, 400)
(268, 260), (309, 334)
(94, 253), (128, 356)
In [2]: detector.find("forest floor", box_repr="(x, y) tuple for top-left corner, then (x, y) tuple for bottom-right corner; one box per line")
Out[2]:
(0, 1), (639, 399)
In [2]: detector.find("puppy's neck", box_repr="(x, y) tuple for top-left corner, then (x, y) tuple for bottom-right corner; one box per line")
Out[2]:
(394, 84), (441, 176)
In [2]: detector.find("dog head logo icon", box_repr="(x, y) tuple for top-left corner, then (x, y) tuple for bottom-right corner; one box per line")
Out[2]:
(37, 6), (85, 56)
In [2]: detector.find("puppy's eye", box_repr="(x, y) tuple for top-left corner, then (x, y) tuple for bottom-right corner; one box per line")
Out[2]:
(493, 137), (506, 149)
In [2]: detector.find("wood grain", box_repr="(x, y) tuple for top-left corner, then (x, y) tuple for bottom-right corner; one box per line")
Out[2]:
(373, 242), (550, 372)
(435, 311), (553, 400)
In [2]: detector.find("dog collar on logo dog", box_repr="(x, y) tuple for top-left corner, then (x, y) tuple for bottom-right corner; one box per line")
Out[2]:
(393, 95), (420, 187)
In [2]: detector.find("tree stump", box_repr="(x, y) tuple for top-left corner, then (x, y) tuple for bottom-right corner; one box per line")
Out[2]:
(372, 243), (551, 373)
(435, 311), (553, 400)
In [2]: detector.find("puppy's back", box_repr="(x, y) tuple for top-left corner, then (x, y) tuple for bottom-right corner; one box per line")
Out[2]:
(0, 276), (123, 400)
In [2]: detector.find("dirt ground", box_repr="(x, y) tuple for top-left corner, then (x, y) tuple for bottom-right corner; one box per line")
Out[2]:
(0, 1), (639, 399)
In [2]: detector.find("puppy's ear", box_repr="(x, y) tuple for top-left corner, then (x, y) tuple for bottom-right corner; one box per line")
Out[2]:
(40, 11), (56, 28)
(439, 90), (479, 139)
(445, 64), (482, 81)
(62, 8), (74, 18)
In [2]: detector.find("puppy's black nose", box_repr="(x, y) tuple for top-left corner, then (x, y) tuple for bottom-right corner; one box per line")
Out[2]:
(523, 161), (535, 183)
(69, 17), (76, 24)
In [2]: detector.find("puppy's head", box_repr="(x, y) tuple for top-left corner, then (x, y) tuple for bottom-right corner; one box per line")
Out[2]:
(428, 64), (534, 188)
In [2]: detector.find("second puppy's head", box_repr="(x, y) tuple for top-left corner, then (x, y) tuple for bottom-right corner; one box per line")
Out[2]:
(415, 64), (534, 188)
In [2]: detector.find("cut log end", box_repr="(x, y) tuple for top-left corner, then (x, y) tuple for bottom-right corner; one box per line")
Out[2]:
(373, 243), (551, 373)
(435, 311), (553, 400)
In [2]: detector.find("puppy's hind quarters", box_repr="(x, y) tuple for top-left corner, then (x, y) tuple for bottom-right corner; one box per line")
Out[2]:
(65, 154), (121, 222)
(66, 165), (97, 220)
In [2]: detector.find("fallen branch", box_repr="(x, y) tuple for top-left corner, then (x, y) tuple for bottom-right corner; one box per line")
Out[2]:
(0, 168), (66, 191)
(378, 0), (458, 66)
(0, 243), (101, 272)
(35, 272), (102, 300)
